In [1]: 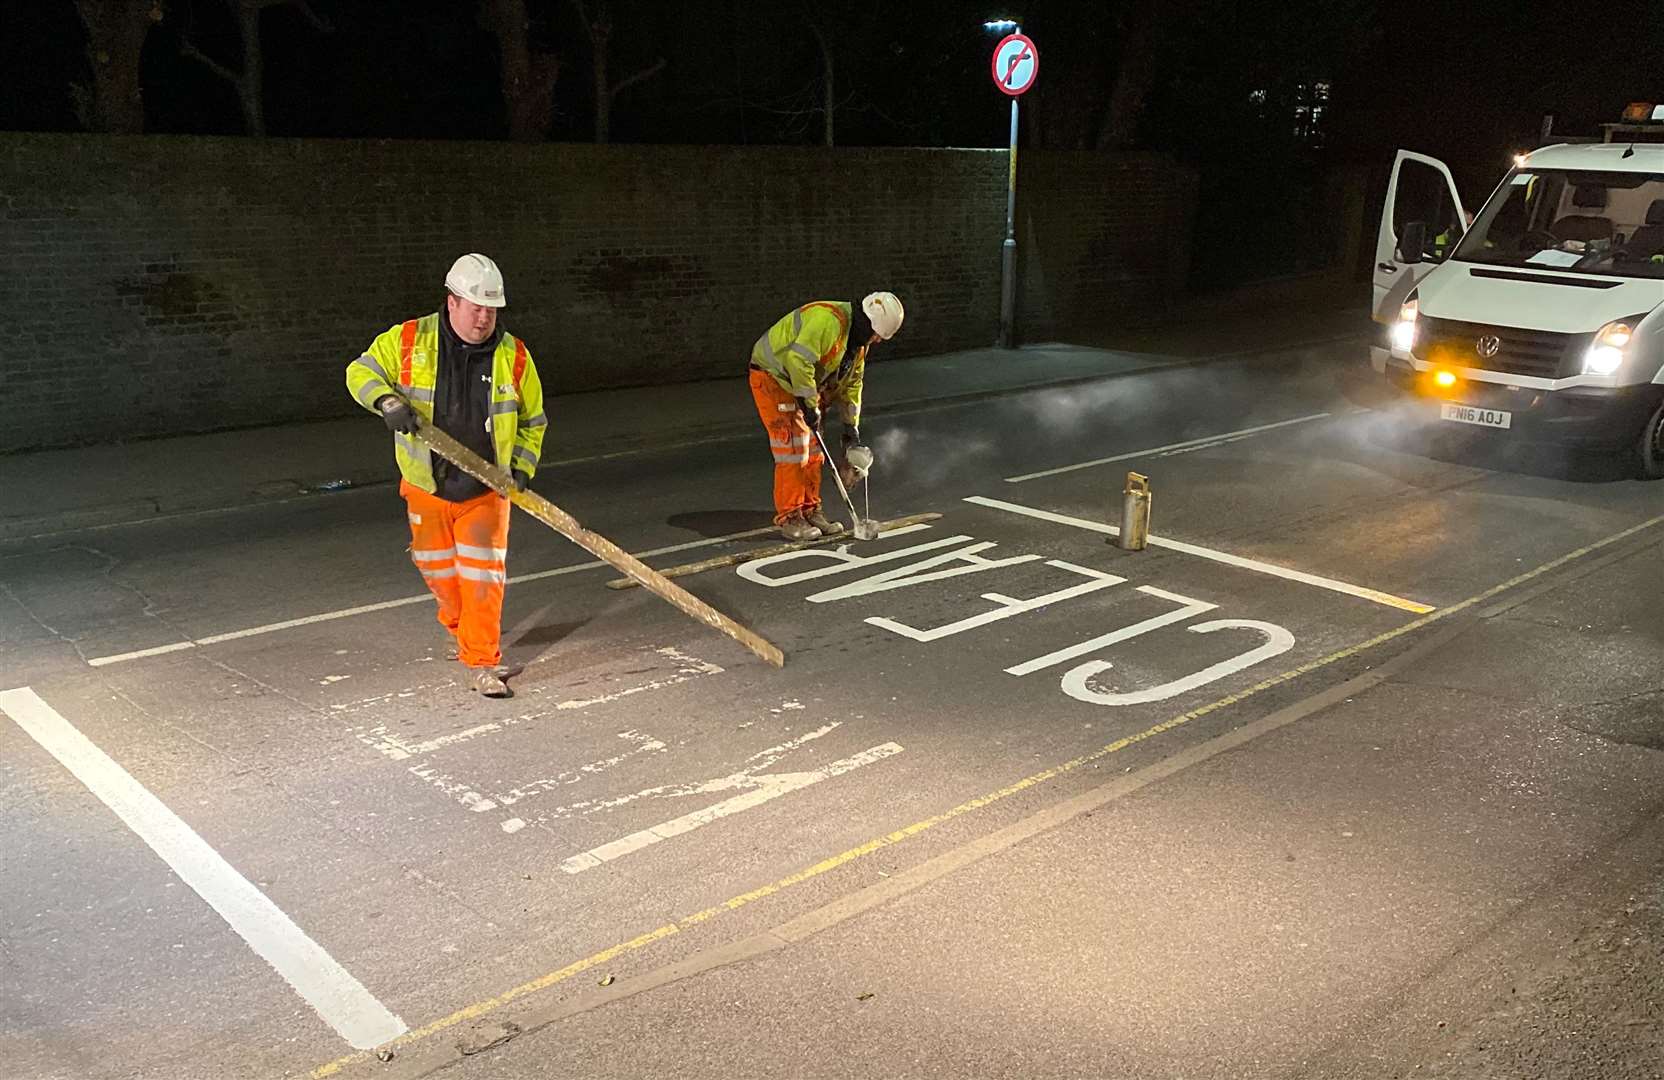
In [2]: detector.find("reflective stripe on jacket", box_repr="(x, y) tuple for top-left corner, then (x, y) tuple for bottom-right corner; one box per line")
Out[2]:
(750, 301), (864, 425)
(346, 313), (548, 493)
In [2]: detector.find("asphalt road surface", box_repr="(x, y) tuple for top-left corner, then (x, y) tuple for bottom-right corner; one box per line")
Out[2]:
(3, 346), (1660, 1079)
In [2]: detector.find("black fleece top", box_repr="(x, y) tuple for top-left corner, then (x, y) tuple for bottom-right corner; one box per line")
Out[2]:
(433, 304), (503, 503)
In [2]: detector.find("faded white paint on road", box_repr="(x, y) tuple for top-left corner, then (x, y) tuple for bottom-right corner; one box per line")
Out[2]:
(558, 741), (904, 874)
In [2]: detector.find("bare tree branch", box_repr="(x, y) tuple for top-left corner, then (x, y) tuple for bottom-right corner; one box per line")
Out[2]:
(568, 0), (663, 142)
(609, 56), (665, 99)
(283, 0), (331, 33)
(178, 0), (332, 136)
(178, 36), (241, 86)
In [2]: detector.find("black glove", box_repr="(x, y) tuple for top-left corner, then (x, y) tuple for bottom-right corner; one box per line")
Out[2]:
(840, 425), (861, 450)
(510, 468), (530, 493)
(800, 400), (821, 433)
(377, 395), (418, 434)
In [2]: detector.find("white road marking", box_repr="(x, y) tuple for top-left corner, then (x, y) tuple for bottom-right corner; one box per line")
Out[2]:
(805, 541), (1039, 603)
(492, 732), (669, 810)
(1005, 585), (1217, 676)
(866, 559), (1125, 643)
(552, 651), (725, 712)
(1003, 413), (1332, 483)
(534, 723), (845, 821)
(399, 732), (667, 816)
(352, 648), (721, 760)
(0, 686), (406, 1050)
(363, 721), (505, 761)
(84, 526), (779, 667)
(964, 495), (1435, 614)
(406, 764), (502, 813)
(558, 741), (905, 874)
(732, 525), (947, 588)
(1059, 618), (1296, 705)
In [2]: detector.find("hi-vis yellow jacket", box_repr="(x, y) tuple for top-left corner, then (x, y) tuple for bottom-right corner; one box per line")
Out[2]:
(345, 313), (547, 494)
(750, 301), (865, 425)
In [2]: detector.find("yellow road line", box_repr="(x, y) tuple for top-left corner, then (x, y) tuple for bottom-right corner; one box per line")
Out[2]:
(310, 511), (1664, 1078)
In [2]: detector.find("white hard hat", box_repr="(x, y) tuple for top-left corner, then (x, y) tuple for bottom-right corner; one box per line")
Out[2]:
(862, 291), (904, 340)
(445, 253), (507, 308)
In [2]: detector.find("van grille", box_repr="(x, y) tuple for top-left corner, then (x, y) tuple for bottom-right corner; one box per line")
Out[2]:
(1414, 317), (1586, 379)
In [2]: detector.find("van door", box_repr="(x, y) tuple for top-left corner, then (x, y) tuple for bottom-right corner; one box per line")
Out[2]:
(1372, 150), (1468, 371)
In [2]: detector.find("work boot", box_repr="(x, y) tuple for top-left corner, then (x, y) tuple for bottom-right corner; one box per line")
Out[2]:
(779, 512), (822, 542)
(470, 667), (513, 698)
(805, 509), (844, 536)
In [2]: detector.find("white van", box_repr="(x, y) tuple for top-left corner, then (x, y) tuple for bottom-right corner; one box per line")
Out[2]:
(1371, 109), (1664, 478)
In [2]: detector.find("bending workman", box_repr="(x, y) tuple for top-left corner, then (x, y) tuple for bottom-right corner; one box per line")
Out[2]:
(748, 292), (904, 540)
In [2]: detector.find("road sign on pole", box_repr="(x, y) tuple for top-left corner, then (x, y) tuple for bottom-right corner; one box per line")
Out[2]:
(991, 32), (1038, 348)
(991, 33), (1039, 96)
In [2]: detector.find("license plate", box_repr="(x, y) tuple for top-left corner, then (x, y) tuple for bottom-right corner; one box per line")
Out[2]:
(1440, 403), (1512, 429)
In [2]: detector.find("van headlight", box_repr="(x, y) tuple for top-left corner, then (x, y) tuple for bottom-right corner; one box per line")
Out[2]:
(1583, 320), (1637, 375)
(1391, 296), (1419, 353)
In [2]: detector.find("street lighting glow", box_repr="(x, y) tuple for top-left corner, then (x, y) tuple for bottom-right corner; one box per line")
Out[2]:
(984, 19), (1019, 31)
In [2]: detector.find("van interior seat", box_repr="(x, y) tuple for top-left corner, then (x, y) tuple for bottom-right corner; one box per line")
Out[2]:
(1552, 183), (1614, 242)
(1624, 198), (1664, 255)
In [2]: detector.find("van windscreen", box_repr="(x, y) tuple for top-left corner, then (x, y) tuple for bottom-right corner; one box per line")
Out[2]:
(1453, 169), (1664, 278)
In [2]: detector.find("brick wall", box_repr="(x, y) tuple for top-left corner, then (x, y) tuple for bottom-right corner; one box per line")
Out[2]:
(1017, 151), (1199, 344)
(0, 133), (1193, 451)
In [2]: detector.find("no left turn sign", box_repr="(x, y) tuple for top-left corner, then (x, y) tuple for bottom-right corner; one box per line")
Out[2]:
(991, 33), (1038, 96)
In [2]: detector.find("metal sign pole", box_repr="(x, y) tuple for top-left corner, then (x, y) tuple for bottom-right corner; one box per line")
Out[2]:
(999, 95), (1019, 349)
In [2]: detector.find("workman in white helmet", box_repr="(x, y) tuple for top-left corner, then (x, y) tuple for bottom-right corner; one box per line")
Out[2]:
(747, 292), (904, 540)
(345, 254), (547, 698)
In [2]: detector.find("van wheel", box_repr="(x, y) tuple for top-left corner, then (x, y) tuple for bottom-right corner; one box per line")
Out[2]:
(1639, 399), (1664, 480)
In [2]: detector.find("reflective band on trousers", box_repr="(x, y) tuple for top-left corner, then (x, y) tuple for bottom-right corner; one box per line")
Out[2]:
(411, 548), (456, 563)
(455, 542), (508, 562)
(421, 566), (458, 580)
(457, 564), (507, 584)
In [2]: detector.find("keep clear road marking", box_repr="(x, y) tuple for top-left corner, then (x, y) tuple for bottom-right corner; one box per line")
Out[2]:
(84, 524), (778, 668)
(1004, 412), (1332, 484)
(964, 495), (1436, 615)
(0, 687), (406, 1051)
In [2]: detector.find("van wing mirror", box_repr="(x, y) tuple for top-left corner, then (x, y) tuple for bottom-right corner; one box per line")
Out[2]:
(1397, 221), (1427, 265)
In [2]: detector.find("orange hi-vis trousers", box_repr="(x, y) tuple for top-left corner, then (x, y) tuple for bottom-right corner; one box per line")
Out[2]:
(749, 367), (823, 524)
(400, 480), (512, 669)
